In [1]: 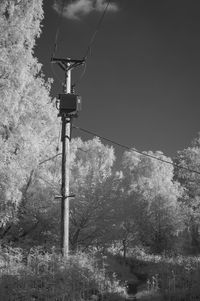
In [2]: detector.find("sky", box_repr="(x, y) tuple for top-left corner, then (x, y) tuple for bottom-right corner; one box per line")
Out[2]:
(35, 0), (200, 159)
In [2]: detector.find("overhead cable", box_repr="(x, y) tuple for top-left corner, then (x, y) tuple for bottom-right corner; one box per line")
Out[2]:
(83, 0), (111, 60)
(73, 125), (200, 176)
(52, 0), (67, 59)
(51, 0), (67, 85)
(73, 0), (111, 87)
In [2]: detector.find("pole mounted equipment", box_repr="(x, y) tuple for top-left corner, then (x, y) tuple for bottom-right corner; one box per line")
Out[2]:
(51, 57), (84, 257)
(51, 57), (85, 71)
(58, 94), (81, 118)
(51, 57), (84, 117)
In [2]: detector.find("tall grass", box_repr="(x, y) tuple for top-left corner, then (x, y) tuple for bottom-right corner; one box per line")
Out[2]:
(125, 249), (200, 300)
(158, 255), (200, 300)
(0, 246), (127, 301)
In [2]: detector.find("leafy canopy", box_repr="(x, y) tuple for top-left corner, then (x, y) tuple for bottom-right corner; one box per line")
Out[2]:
(0, 0), (58, 226)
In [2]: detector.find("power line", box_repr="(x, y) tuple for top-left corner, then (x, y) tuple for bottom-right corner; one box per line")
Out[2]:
(52, 0), (67, 59)
(50, 63), (63, 86)
(39, 153), (62, 166)
(83, 0), (111, 60)
(72, 0), (111, 88)
(50, 0), (67, 85)
(73, 125), (200, 176)
(39, 122), (61, 169)
(49, 2), (200, 176)
(50, 0), (111, 88)
(72, 60), (87, 88)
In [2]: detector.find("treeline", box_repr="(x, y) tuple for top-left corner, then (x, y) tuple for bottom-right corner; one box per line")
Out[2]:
(0, 0), (200, 257)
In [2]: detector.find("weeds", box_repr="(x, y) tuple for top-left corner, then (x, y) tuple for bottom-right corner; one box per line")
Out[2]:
(126, 249), (200, 300)
(0, 246), (127, 301)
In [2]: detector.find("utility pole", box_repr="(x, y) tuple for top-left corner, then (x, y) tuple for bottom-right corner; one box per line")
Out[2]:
(51, 57), (84, 257)
(61, 62), (71, 258)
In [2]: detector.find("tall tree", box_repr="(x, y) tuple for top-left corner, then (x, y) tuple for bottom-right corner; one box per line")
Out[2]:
(9, 138), (117, 250)
(0, 0), (58, 228)
(120, 150), (183, 253)
(69, 137), (116, 250)
(175, 133), (200, 253)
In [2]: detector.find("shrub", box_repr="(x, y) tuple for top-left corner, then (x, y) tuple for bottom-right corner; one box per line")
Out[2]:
(0, 246), (127, 300)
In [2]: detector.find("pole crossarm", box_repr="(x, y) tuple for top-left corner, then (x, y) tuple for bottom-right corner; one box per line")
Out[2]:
(51, 57), (85, 72)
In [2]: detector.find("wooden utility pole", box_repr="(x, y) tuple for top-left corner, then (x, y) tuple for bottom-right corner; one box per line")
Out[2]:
(51, 57), (84, 257)
(61, 64), (71, 258)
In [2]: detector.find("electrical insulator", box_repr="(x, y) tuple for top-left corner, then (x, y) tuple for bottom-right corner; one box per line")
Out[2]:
(71, 85), (75, 94)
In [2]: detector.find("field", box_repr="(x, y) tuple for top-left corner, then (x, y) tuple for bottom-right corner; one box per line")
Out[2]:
(0, 246), (200, 300)
(122, 250), (200, 300)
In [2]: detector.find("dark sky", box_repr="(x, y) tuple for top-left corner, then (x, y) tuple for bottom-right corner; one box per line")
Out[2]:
(35, 0), (200, 158)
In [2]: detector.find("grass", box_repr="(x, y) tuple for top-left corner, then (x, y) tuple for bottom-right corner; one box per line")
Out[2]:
(1, 245), (200, 300)
(122, 249), (200, 300)
(0, 246), (127, 301)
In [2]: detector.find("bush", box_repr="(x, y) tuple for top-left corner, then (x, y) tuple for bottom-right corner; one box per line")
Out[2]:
(158, 255), (200, 300)
(0, 246), (127, 300)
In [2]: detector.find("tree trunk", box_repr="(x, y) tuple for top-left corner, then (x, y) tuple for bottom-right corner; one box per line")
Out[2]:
(122, 239), (127, 259)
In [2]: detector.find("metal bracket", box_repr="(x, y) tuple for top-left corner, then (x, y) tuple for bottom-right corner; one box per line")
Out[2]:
(67, 194), (76, 198)
(65, 135), (70, 141)
(55, 194), (75, 200)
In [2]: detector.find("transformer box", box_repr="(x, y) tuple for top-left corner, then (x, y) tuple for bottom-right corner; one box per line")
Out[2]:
(58, 93), (81, 117)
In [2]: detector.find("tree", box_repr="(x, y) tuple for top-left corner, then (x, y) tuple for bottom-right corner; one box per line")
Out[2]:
(7, 170), (60, 249)
(174, 133), (200, 253)
(120, 150), (183, 253)
(0, 0), (58, 229)
(113, 193), (139, 258)
(7, 137), (117, 250)
(69, 137), (117, 250)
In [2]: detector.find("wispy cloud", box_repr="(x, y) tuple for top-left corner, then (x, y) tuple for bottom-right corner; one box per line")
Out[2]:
(53, 0), (118, 20)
